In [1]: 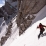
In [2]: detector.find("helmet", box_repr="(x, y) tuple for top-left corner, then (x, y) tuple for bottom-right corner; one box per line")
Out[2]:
(39, 23), (42, 26)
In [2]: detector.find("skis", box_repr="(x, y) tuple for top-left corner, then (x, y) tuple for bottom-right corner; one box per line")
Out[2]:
(41, 32), (46, 37)
(38, 32), (46, 39)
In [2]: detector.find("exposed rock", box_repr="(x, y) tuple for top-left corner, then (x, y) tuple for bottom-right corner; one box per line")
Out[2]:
(1, 22), (12, 45)
(17, 0), (46, 35)
(0, 8), (4, 18)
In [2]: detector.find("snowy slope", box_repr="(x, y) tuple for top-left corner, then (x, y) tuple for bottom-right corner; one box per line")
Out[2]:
(9, 17), (46, 46)
(3, 16), (19, 46)
(3, 5), (46, 46)
(0, 15), (19, 46)
(0, 18), (8, 40)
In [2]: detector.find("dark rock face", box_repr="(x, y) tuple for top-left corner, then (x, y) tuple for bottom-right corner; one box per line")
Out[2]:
(12, 0), (17, 2)
(16, 12), (35, 35)
(0, 0), (18, 21)
(4, 2), (15, 15)
(18, 0), (46, 14)
(17, 0), (46, 35)
(0, 8), (4, 18)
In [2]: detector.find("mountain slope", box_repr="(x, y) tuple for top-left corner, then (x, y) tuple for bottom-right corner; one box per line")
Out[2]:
(2, 5), (46, 46)
(9, 17), (46, 46)
(2, 16), (19, 46)
(0, 19), (8, 39)
(6, 5), (46, 46)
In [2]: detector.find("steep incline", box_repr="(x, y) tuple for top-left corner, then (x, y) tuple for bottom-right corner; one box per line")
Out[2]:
(3, 5), (46, 46)
(3, 16), (19, 46)
(9, 17), (46, 46)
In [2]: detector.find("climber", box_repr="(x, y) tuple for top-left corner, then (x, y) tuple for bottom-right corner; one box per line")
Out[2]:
(37, 23), (46, 39)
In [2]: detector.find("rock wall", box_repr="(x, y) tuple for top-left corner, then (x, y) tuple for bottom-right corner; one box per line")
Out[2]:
(17, 0), (46, 35)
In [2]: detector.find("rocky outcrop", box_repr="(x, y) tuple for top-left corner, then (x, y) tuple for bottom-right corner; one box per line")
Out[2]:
(17, 0), (46, 35)
(1, 22), (12, 46)
(1, 0), (18, 20)
(18, 0), (46, 14)
(1, 0), (18, 46)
